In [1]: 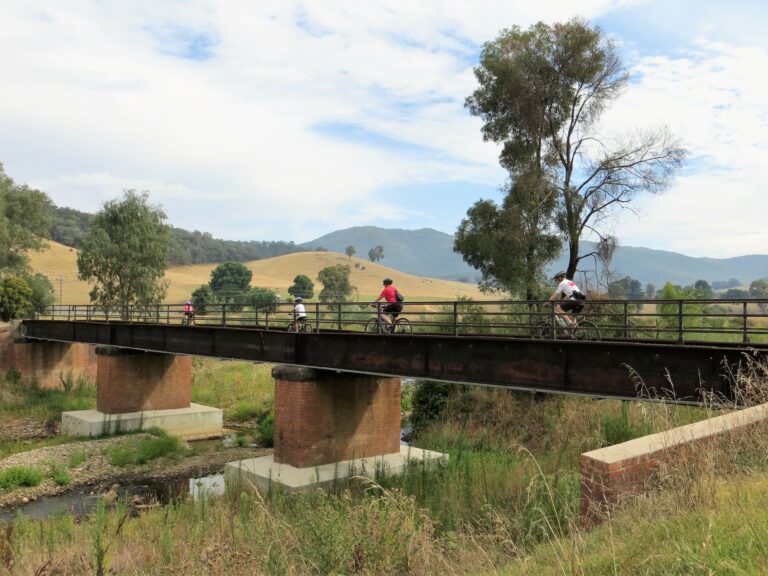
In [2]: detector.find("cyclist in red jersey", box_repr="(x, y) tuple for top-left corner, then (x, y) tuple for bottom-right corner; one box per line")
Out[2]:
(371, 277), (402, 331)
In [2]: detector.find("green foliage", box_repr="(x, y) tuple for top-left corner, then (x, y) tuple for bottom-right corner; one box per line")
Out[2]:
(77, 190), (169, 318)
(25, 273), (55, 313)
(367, 245), (384, 262)
(191, 284), (216, 314)
(0, 276), (33, 321)
(68, 450), (88, 468)
(48, 462), (71, 486)
(344, 245), (356, 258)
(750, 279), (768, 311)
(208, 261), (252, 303)
(0, 163), (52, 276)
(455, 174), (560, 299)
(0, 466), (44, 490)
(608, 276), (644, 299)
(409, 380), (452, 436)
(51, 203), (302, 265)
(245, 287), (279, 312)
(287, 274), (314, 300)
(318, 264), (354, 302)
(256, 411), (274, 448)
(230, 402), (264, 422)
(109, 431), (180, 466)
(466, 19), (684, 279)
(600, 402), (651, 446)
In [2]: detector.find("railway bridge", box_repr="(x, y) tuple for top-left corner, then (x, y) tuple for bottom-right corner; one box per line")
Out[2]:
(8, 298), (768, 492)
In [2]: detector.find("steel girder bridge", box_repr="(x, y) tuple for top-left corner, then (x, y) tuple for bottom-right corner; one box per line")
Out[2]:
(20, 317), (768, 406)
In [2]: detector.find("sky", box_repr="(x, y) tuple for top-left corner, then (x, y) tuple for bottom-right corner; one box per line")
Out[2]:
(1, 0), (766, 258)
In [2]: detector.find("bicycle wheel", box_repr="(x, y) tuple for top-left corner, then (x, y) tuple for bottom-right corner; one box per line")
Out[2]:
(286, 321), (296, 332)
(365, 318), (382, 334)
(393, 318), (412, 334)
(532, 321), (552, 339)
(301, 322), (313, 333)
(573, 320), (600, 341)
(181, 315), (190, 326)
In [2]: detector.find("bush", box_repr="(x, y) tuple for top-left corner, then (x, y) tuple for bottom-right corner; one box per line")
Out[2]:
(409, 380), (452, 436)
(600, 401), (651, 446)
(0, 466), (44, 490)
(256, 412), (275, 448)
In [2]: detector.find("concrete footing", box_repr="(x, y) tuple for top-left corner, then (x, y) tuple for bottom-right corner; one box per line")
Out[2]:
(61, 403), (223, 439)
(225, 445), (448, 494)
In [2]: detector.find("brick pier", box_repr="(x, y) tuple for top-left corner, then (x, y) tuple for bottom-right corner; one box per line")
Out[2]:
(227, 365), (446, 492)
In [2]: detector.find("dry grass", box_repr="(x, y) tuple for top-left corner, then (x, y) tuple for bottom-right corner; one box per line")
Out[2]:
(26, 242), (483, 304)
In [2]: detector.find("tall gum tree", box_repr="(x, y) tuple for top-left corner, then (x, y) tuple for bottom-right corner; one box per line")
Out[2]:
(465, 18), (686, 281)
(77, 190), (169, 319)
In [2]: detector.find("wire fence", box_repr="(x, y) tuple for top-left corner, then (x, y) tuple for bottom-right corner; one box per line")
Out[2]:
(34, 298), (768, 345)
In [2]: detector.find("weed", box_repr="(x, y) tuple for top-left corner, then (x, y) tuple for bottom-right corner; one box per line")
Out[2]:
(0, 466), (44, 490)
(68, 450), (87, 468)
(256, 412), (274, 447)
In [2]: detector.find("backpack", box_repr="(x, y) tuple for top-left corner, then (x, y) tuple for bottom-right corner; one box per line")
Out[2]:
(395, 289), (405, 302)
(572, 291), (586, 301)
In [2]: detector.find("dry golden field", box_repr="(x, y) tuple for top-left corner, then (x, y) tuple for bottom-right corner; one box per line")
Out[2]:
(26, 241), (483, 304)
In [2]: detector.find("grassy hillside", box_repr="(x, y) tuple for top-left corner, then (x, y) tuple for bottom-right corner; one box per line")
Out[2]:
(27, 241), (484, 304)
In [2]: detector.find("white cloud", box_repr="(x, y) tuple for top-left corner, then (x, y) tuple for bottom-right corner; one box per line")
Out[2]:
(601, 40), (768, 256)
(1, 0), (763, 254)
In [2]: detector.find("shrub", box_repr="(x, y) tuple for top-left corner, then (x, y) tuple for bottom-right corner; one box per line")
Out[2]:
(256, 412), (275, 447)
(409, 380), (452, 436)
(0, 466), (44, 490)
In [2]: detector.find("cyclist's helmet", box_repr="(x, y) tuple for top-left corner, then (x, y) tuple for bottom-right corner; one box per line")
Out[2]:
(294, 297), (302, 303)
(553, 271), (566, 281)
(185, 300), (192, 305)
(382, 277), (393, 285)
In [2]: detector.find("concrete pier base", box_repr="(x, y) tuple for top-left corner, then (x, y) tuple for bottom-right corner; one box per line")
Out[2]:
(226, 445), (447, 494)
(61, 403), (223, 439)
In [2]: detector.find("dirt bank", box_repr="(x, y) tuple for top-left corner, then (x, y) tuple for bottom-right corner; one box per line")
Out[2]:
(0, 429), (269, 508)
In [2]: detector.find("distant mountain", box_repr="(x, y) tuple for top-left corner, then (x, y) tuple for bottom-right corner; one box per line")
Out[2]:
(300, 227), (481, 282)
(302, 226), (768, 287)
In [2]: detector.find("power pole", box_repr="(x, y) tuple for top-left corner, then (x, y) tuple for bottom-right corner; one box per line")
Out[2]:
(56, 275), (64, 305)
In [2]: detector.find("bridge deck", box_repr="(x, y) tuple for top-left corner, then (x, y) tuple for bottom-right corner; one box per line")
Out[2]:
(21, 320), (767, 405)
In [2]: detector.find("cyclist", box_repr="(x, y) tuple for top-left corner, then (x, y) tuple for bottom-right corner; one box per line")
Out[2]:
(182, 299), (195, 325)
(292, 297), (307, 332)
(371, 277), (402, 332)
(548, 272), (586, 328)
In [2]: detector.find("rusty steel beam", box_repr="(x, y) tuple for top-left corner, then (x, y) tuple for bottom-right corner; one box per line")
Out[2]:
(21, 320), (765, 404)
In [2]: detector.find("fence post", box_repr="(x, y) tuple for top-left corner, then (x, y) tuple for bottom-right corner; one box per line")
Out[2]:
(315, 303), (320, 333)
(222, 303), (227, 327)
(623, 302), (629, 339)
(337, 303), (342, 331)
(677, 300), (684, 344)
(743, 301), (749, 343)
(453, 302), (458, 336)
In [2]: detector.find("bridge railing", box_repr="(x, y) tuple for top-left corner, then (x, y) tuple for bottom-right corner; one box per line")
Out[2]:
(36, 298), (768, 344)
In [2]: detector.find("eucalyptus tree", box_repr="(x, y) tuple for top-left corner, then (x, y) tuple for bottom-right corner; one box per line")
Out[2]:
(77, 190), (169, 319)
(0, 163), (52, 276)
(465, 18), (685, 280)
(455, 172), (560, 299)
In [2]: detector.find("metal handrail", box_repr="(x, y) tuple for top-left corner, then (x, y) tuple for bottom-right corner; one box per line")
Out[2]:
(33, 298), (768, 344)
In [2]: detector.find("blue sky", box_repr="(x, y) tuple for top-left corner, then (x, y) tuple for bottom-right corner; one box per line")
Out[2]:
(1, 1), (766, 258)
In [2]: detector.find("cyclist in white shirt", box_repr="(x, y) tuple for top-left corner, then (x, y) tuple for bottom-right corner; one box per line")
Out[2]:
(292, 297), (307, 331)
(548, 271), (586, 327)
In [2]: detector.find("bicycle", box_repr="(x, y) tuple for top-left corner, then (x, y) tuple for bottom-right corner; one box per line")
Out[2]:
(181, 312), (195, 326)
(533, 304), (600, 341)
(287, 317), (313, 333)
(365, 308), (412, 334)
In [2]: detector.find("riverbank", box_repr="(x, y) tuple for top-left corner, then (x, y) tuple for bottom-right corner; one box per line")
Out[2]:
(0, 428), (268, 509)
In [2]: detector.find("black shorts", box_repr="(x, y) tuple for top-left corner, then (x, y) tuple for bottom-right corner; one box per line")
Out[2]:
(383, 302), (403, 317)
(560, 299), (583, 313)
